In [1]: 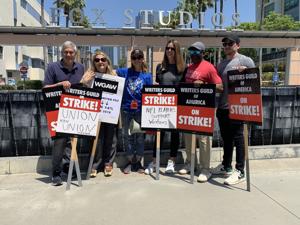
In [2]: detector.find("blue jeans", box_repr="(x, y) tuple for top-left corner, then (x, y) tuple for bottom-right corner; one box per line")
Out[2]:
(121, 111), (144, 160)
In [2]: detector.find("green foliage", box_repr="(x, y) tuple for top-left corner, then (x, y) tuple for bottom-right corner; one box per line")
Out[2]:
(154, 0), (214, 29)
(262, 12), (300, 31)
(0, 85), (16, 90)
(235, 22), (260, 31)
(239, 48), (259, 62)
(118, 57), (127, 68)
(53, 0), (89, 27)
(16, 80), (43, 90)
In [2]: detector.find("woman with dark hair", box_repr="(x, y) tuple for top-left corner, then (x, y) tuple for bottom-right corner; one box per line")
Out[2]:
(81, 50), (117, 177)
(144, 39), (185, 175)
(117, 49), (152, 174)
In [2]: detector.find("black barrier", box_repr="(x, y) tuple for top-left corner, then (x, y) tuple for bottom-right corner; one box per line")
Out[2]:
(0, 87), (300, 157)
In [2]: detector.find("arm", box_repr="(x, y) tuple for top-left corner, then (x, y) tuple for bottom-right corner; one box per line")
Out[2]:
(43, 65), (71, 89)
(80, 69), (95, 87)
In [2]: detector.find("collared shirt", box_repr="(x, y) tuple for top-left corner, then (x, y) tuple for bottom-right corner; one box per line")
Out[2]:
(44, 60), (84, 86)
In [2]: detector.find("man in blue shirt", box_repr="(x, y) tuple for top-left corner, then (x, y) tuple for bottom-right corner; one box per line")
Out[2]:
(44, 41), (84, 186)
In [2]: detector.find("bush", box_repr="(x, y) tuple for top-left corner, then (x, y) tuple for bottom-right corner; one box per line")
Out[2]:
(17, 80), (43, 90)
(0, 85), (16, 90)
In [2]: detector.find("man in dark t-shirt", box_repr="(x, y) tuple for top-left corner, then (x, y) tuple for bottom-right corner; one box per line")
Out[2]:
(44, 41), (84, 186)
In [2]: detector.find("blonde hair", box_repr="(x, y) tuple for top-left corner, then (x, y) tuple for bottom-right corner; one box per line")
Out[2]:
(162, 39), (185, 74)
(91, 50), (116, 75)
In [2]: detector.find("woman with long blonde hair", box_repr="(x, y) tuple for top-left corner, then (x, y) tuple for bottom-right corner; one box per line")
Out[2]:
(81, 50), (117, 177)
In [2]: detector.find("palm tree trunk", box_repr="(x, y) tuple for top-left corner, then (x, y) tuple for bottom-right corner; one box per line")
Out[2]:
(198, 0), (202, 27)
(40, 0), (48, 70)
(259, 0), (264, 30)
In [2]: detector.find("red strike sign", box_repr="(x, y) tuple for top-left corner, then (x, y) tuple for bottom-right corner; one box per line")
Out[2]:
(177, 106), (215, 134)
(229, 94), (262, 123)
(143, 94), (177, 106)
(61, 95), (101, 112)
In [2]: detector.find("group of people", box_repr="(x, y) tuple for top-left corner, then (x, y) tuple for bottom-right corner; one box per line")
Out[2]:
(44, 34), (255, 187)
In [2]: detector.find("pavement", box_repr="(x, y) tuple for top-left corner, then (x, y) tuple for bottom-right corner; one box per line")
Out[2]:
(0, 158), (300, 225)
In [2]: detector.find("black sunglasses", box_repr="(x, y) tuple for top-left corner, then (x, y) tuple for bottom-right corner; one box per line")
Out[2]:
(131, 55), (143, 60)
(94, 58), (107, 63)
(222, 42), (235, 47)
(166, 47), (175, 51)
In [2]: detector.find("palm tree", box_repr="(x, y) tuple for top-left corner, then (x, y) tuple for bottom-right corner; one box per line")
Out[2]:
(54, 0), (86, 27)
(259, 0), (264, 30)
(234, 0), (238, 27)
(175, 0), (214, 28)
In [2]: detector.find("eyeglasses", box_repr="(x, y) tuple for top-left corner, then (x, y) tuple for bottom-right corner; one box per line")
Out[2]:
(131, 55), (143, 60)
(188, 50), (202, 55)
(222, 42), (235, 47)
(94, 58), (107, 63)
(63, 51), (75, 55)
(166, 47), (175, 51)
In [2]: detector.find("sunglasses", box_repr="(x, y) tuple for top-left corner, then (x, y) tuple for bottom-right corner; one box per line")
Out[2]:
(166, 47), (175, 51)
(222, 42), (235, 47)
(131, 55), (143, 60)
(94, 58), (107, 63)
(188, 50), (202, 55)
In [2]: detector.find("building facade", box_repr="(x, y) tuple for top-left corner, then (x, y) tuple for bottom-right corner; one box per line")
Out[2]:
(256, 0), (300, 85)
(0, 0), (49, 84)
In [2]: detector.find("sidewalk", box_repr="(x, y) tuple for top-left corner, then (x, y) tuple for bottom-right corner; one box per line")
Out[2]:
(0, 158), (299, 225)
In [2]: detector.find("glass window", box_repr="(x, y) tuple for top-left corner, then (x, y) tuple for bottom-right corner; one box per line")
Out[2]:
(284, 0), (299, 11)
(31, 58), (44, 69)
(264, 2), (275, 17)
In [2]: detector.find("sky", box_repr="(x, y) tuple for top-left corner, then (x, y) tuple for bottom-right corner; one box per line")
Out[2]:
(44, 0), (256, 29)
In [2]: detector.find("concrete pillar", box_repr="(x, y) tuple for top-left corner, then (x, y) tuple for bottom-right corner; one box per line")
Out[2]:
(286, 47), (300, 85)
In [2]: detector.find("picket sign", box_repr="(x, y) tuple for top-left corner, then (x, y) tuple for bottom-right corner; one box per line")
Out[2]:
(142, 84), (216, 182)
(228, 68), (262, 192)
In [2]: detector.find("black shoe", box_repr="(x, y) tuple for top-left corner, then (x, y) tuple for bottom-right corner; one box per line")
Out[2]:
(52, 175), (62, 186)
(123, 162), (132, 174)
(135, 161), (145, 174)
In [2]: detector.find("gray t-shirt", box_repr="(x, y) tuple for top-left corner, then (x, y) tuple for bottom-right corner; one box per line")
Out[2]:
(156, 64), (182, 85)
(217, 53), (255, 109)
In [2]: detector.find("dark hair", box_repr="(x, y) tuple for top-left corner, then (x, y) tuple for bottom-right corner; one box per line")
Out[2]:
(130, 48), (148, 73)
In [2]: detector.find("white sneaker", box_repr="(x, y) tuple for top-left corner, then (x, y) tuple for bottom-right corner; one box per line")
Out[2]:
(211, 164), (233, 176)
(197, 169), (212, 183)
(224, 169), (245, 185)
(144, 162), (156, 175)
(165, 160), (175, 174)
(178, 163), (191, 175)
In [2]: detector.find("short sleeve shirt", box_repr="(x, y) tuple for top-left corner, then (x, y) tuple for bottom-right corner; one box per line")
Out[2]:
(43, 60), (84, 86)
(184, 60), (222, 84)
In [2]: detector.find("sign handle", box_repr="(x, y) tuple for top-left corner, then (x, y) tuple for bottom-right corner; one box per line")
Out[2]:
(244, 123), (251, 192)
(190, 133), (196, 184)
(66, 137), (82, 190)
(155, 130), (161, 180)
(86, 121), (102, 180)
(66, 138), (82, 191)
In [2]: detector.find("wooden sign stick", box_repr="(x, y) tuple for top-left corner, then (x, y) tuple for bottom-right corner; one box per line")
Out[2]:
(66, 137), (82, 190)
(244, 123), (251, 192)
(86, 121), (101, 180)
(155, 130), (161, 180)
(190, 133), (196, 184)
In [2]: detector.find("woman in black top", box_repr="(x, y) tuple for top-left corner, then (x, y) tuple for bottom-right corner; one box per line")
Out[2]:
(145, 39), (185, 174)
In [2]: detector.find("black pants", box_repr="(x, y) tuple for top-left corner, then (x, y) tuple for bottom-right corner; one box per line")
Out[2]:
(52, 137), (71, 176)
(216, 108), (245, 173)
(92, 123), (117, 171)
(152, 130), (179, 158)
